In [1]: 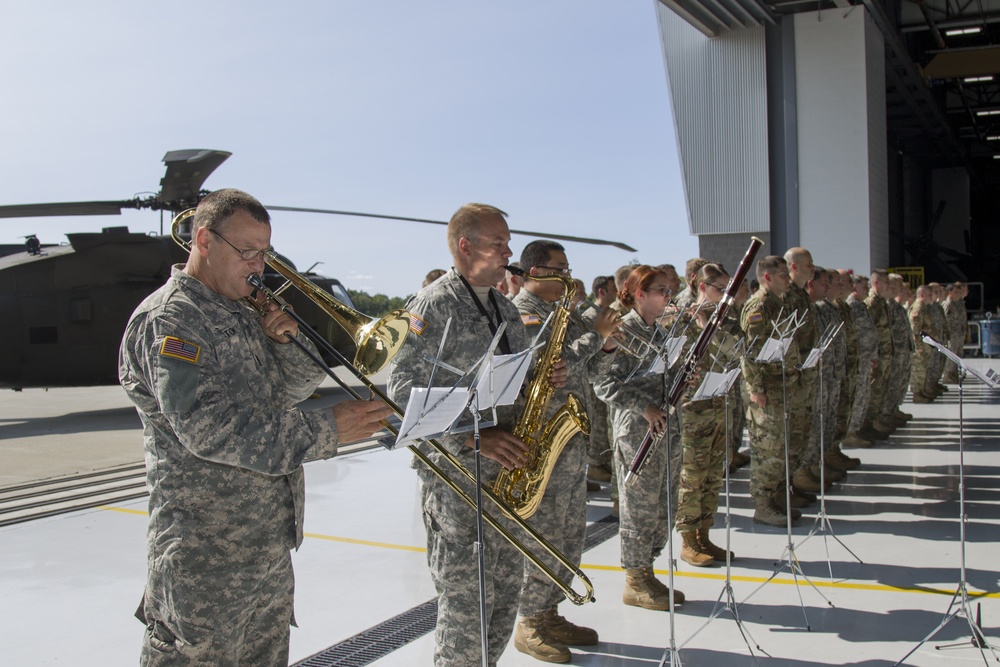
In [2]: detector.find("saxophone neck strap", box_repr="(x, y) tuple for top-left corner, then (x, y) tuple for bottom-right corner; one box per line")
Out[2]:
(458, 272), (513, 356)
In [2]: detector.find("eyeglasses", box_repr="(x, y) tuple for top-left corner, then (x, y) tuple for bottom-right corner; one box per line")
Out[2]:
(210, 229), (273, 262)
(537, 266), (572, 275)
(706, 282), (729, 292)
(649, 287), (672, 297)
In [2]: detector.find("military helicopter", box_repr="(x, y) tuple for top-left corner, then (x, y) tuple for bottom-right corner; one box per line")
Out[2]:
(0, 149), (635, 390)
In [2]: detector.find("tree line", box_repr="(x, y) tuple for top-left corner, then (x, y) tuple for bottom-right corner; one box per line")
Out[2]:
(347, 289), (410, 317)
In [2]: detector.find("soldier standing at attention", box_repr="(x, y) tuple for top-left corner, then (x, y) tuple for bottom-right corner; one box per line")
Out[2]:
(782, 248), (822, 500)
(925, 283), (950, 396)
(119, 189), (392, 666)
(583, 274), (618, 486)
(943, 282), (968, 383)
(909, 285), (937, 403)
(741, 255), (802, 526)
(863, 270), (896, 440)
(844, 275), (879, 448)
(510, 240), (619, 663)
(388, 204), (571, 667)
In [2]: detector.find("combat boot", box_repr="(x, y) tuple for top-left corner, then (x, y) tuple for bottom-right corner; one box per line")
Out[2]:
(537, 609), (598, 647)
(859, 422), (887, 442)
(912, 390), (933, 404)
(787, 491), (809, 508)
(873, 416), (896, 435)
(935, 382), (949, 393)
(624, 567), (684, 610)
(812, 463), (843, 483)
(895, 408), (913, 421)
(515, 613), (571, 663)
(885, 414), (908, 428)
(842, 431), (873, 448)
(679, 531), (713, 567)
(771, 493), (802, 520)
(752, 500), (788, 526)
(826, 447), (860, 471)
(732, 450), (751, 468)
(792, 468), (822, 494)
(698, 526), (735, 562)
(587, 462), (612, 483)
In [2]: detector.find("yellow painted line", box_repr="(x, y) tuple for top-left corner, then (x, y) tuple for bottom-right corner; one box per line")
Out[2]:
(581, 562), (1000, 599)
(96, 505), (147, 516)
(303, 532), (425, 553)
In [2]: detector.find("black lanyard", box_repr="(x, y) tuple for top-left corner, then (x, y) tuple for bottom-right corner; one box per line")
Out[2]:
(458, 273), (512, 355)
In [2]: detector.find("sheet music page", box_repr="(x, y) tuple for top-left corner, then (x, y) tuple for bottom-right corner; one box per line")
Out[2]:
(394, 387), (471, 448)
(757, 338), (785, 363)
(474, 347), (534, 408)
(799, 347), (822, 370)
(664, 335), (686, 369)
(692, 371), (730, 400)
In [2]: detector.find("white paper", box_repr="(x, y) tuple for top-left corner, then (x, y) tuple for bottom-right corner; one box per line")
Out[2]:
(692, 370), (738, 400)
(756, 337), (792, 363)
(664, 335), (686, 369)
(799, 347), (822, 370)
(394, 387), (471, 448)
(474, 348), (534, 409)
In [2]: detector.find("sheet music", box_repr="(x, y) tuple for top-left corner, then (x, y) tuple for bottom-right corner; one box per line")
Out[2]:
(799, 347), (822, 370)
(474, 347), (534, 408)
(756, 337), (792, 363)
(692, 368), (741, 400)
(394, 387), (472, 448)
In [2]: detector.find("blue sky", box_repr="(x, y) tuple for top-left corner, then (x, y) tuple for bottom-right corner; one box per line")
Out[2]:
(1, 1), (697, 297)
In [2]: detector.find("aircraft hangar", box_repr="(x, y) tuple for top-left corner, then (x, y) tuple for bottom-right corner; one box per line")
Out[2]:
(654, 0), (1000, 309)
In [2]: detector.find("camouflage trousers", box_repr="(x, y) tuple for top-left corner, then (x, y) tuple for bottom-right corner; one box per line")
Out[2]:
(789, 369), (817, 471)
(730, 386), (748, 459)
(866, 354), (892, 425)
(614, 412), (680, 569)
(928, 342), (945, 386)
(139, 554), (294, 667)
(420, 474), (522, 667)
(883, 351), (911, 416)
(849, 359), (874, 434)
(518, 443), (587, 617)
(944, 332), (964, 381)
(675, 403), (727, 532)
(586, 385), (618, 502)
(835, 362), (857, 441)
(805, 373), (840, 468)
(746, 390), (788, 502)
(910, 346), (932, 394)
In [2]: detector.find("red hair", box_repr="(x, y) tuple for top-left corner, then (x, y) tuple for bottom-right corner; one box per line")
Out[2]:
(618, 265), (669, 309)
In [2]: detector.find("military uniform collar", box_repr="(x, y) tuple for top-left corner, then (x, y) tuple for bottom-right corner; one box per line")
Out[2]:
(170, 265), (246, 315)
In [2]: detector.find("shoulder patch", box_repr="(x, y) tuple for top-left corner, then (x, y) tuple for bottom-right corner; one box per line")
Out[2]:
(747, 312), (763, 324)
(160, 336), (201, 364)
(521, 313), (541, 326)
(408, 313), (428, 335)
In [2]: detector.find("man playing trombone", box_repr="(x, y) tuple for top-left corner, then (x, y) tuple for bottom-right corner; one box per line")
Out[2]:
(119, 189), (392, 666)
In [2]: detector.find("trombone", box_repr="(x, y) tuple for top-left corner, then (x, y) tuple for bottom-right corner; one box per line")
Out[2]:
(170, 210), (596, 606)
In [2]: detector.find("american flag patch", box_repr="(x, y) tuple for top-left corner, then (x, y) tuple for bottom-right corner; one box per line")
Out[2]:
(409, 314), (427, 335)
(747, 312), (763, 324)
(521, 313), (541, 326)
(160, 336), (201, 364)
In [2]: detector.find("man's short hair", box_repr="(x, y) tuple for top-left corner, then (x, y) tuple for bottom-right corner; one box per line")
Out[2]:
(614, 264), (636, 289)
(193, 188), (270, 232)
(447, 203), (508, 256)
(871, 269), (888, 282)
(592, 275), (614, 295)
(756, 255), (786, 282)
(422, 269), (446, 288)
(520, 239), (565, 271)
(685, 257), (709, 280)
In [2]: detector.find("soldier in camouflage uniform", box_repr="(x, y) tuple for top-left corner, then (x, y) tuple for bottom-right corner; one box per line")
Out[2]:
(782, 248), (822, 498)
(943, 282), (968, 383)
(673, 257), (709, 311)
(594, 265), (686, 611)
(925, 283), (949, 395)
(725, 279), (752, 471)
(908, 285), (936, 403)
(864, 270), (896, 439)
(882, 275), (914, 429)
(741, 256), (802, 526)
(829, 270), (863, 467)
(510, 241), (619, 663)
(674, 263), (740, 567)
(583, 274), (619, 485)
(845, 275), (879, 447)
(388, 204), (546, 667)
(119, 189), (392, 667)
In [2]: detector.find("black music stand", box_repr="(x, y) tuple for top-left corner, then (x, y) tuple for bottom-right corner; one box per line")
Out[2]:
(681, 343), (768, 662)
(893, 334), (1000, 666)
(794, 322), (863, 578)
(741, 313), (833, 631)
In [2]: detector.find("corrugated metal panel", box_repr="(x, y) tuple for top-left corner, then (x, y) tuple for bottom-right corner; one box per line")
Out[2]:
(656, 2), (770, 236)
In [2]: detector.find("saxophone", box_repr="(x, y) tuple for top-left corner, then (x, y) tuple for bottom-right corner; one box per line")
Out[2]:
(492, 270), (591, 519)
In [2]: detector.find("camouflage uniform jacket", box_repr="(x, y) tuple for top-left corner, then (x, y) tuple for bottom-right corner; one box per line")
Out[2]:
(834, 299), (860, 377)
(387, 268), (529, 481)
(865, 292), (894, 358)
(784, 281), (818, 355)
(908, 300), (935, 349)
(816, 299), (846, 383)
(928, 301), (947, 340)
(944, 297), (967, 337)
(119, 267), (339, 573)
(741, 287), (801, 394)
(848, 294), (879, 364)
(676, 309), (741, 411)
(512, 288), (603, 417)
(889, 299), (914, 353)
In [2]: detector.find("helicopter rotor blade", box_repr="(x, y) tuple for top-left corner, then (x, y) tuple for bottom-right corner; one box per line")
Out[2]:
(266, 205), (637, 252)
(0, 201), (131, 218)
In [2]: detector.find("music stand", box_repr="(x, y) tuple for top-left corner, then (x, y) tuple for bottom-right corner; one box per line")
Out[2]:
(893, 334), (1000, 665)
(741, 313), (833, 631)
(794, 322), (863, 578)
(681, 341), (769, 661)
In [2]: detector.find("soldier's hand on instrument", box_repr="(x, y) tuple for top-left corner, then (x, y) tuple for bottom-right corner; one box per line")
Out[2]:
(474, 428), (528, 470)
(260, 302), (299, 342)
(332, 400), (395, 443)
(548, 359), (569, 388)
(594, 307), (622, 340)
(750, 391), (767, 408)
(643, 404), (668, 436)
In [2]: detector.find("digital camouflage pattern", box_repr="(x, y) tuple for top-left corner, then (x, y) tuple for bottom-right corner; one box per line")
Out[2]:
(943, 296), (967, 381)
(864, 292), (894, 425)
(834, 299), (859, 440)
(387, 268), (530, 667)
(720, 313), (748, 460)
(783, 282), (817, 470)
(593, 309), (678, 569)
(927, 300), (947, 386)
(119, 268), (339, 666)
(848, 294), (878, 433)
(805, 300), (843, 468)
(908, 299), (935, 394)
(512, 288), (601, 617)
(884, 299), (914, 417)
(741, 288), (801, 502)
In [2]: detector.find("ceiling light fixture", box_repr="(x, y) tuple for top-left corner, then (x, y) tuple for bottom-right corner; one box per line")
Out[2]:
(945, 27), (983, 36)
(964, 76), (994, 83)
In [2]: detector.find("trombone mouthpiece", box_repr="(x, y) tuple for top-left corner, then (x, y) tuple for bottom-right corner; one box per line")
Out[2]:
(247, 274), (266, 290)
(505, 265), (527, 277)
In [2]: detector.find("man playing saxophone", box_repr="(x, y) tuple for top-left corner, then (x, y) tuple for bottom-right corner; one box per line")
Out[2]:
(387, 204), (567, 667)
(509, 240), (620, 663)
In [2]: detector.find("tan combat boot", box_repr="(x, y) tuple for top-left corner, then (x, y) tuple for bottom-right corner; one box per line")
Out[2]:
(679, 530), (713, 567)
(698, 526), (734, 562)
(537, 608), (598, 646)
(842, 431), (873, 448)
(752, 499), (787, 526)
(792, 468), (822, 494)
(514, 613), (571, 663)
(623, 567), (684, 610)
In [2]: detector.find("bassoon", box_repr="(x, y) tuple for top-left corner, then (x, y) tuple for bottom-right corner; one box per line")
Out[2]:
(624, 236), (764, 483)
